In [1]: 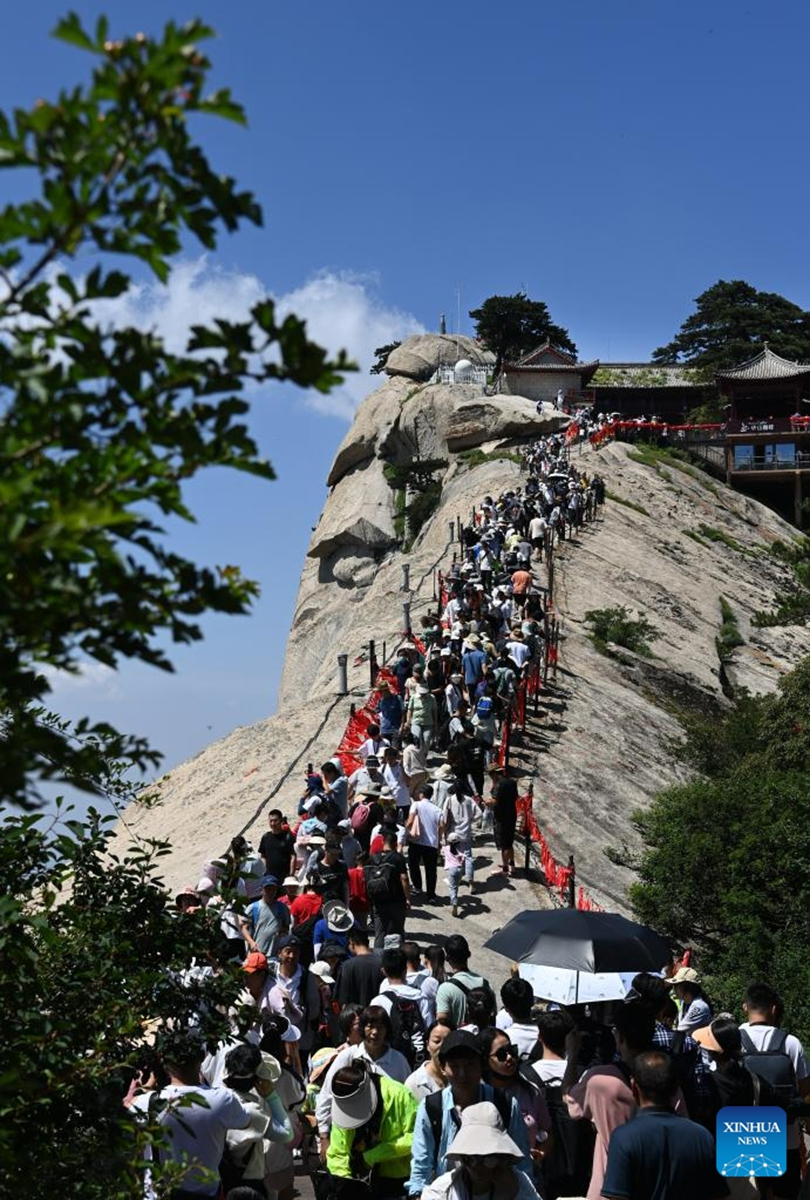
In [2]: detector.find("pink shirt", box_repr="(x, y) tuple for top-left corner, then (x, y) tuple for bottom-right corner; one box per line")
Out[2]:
(566, 1064), (635, 1200)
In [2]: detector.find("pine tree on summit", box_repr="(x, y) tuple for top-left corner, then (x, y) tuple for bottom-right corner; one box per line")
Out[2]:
(469, 292), (578, 377)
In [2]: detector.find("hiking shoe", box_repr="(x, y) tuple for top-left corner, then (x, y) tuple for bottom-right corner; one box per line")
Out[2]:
(451, 903), (459, 918)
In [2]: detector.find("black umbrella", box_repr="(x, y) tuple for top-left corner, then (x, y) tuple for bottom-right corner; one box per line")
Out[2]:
(485, 909), (670, 979)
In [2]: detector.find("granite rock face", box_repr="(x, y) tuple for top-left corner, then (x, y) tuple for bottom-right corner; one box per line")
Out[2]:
(120, 394), (810, 920)
(383, 333), (493, 381)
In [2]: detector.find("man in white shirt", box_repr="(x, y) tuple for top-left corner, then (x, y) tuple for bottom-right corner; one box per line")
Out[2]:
(374, 945), (433, 1028)
(739, 980), (810, 1194)
(131, 1032), (258, 1197)
(497, 977), (539, 1060)
(357, 723), (390, 763)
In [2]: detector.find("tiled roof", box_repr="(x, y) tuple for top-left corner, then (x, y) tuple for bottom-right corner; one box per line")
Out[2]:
(592, 363), (702, 388)
(716, 346), (810, 381)
(504, 361), (598, 373)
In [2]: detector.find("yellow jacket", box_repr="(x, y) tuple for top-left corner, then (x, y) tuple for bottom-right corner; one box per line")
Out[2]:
(326, 1074), (418, 1181)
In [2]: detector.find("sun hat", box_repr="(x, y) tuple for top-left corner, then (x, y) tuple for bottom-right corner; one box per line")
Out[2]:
(432, 763), (456, 781)
(282, 875), (301, 889)
(309, 1045), (339, 1084)
(382, 933), (402, 949)
(331, 1065), (379, 1129)
(304, 834), (327, 846)
(417, 685), (430, 695)
(195, 877), (215, 894)
(261, 874), (280, 889)
(176, 885), (199, 900)
(310, 961), (336, 986)
(665, 966), (701, 986)
(337, 819), (352, 832)
(445, 1101), (523, 1160)
(262, 1011), (301, 1043)
(693, 1017), (742, 1056)
(438, 1029), (481, 1064)
(256, 1052), (282, 1083)
(324, 900), (354, 934)
(243, 951), (269, 974)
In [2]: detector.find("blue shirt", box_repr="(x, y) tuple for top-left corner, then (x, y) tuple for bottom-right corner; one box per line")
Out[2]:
(406, 1083), (530, 1197)
(462, 648), (486, 684)
(601, 1107), (727, 1200)
(376, 692), (403, 735)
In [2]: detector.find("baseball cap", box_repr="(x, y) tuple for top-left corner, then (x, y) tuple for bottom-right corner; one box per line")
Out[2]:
(243, 951), (269, 974)
(261, 874), (280, 888)
(438, 1030), (481, 1063)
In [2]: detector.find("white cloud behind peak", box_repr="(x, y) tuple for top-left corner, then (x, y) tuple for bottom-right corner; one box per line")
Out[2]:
(93, 260), (425, 420)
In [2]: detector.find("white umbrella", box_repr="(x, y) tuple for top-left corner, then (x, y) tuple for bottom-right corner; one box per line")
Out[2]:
(518, 963), (653, 1005)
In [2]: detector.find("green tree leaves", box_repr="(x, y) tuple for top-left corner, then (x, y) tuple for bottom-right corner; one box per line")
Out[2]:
(0, 15), (352, 808)
(628, 658), (810, 1041)
(652, 279), (810, 370)
(469, 292), (578, 377)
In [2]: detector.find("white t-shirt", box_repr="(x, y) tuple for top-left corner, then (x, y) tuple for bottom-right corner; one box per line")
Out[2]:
(132, 1084), (253, 1196)
(532, 1058), (566, 1084)
(383, 762), (411, 808)
(739, 1022), (808, 1149)
(409, 798), (440, 848)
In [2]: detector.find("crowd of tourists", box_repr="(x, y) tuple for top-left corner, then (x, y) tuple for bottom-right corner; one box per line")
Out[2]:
(127, 435), (809, 1200)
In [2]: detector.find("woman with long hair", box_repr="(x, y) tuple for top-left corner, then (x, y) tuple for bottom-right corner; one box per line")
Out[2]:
(479, 1027), (551, 1176)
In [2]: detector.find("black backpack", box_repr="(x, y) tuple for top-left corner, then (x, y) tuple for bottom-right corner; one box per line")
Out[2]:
(364, 855), (400, 903)
(539, 1074), (595, 1199)
(444, 974), (497, 1021)
(386, 992), (427, 1068)
(740, 1027), (800, 1123)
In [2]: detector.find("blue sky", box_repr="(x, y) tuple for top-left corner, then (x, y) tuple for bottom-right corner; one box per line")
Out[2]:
(7, 1), (810, 804)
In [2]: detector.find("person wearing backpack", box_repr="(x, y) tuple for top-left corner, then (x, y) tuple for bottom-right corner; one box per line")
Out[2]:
(532, 1008), (595, 1200)
(372, 947), (431, 1068)
(406, 1030), (531, 1198)
(435, 934), (495, 1028)
(738, 981), (809, 1199)
(364, 829), (411, 949)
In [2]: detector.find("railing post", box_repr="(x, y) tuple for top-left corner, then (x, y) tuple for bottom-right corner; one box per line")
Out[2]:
(448, 520), (455, 543)
(567, 855), (576, 908)
(402, 602), (412, 637)
(456, 515), (462, 542)
(369, 640), (377, 689)
(337, 653), (348, 696)
(401, 563), (410, 592)
(523, 781), (534, 878)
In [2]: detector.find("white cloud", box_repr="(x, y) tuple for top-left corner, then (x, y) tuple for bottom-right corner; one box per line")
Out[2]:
(91, 260), (424, 420)
(40, 661), (123, 700)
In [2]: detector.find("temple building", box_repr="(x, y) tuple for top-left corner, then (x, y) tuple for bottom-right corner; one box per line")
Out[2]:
(500, 343), (600, 406)
(708, 347), (810, 525)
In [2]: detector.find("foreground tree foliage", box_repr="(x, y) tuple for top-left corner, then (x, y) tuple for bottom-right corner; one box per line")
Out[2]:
(0, 14), (349, 1197)
(652, 279), (810, 371)
(625, 657), (810, 1043)
(469, 292), (577, 377)
(0, 14), (350, 811)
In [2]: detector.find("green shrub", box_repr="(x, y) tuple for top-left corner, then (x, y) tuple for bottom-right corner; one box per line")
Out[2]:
(584, 605), (661, 658)
(716, 595), (744, 662)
